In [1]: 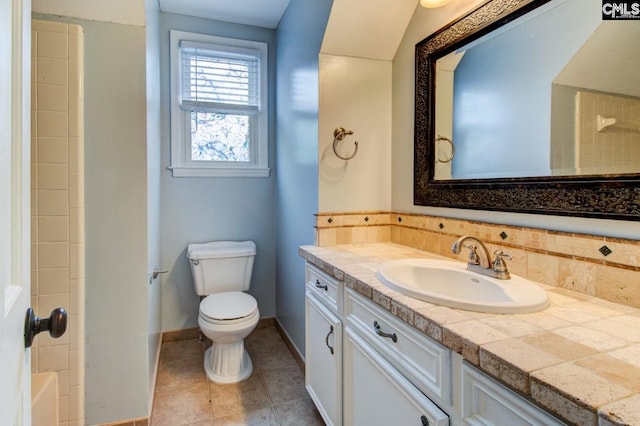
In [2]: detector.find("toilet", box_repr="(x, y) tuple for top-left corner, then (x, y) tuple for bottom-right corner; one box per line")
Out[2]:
(187, 240), (260, 384)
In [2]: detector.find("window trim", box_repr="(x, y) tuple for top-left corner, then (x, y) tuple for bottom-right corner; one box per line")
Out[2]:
(169, 30), (269, 178)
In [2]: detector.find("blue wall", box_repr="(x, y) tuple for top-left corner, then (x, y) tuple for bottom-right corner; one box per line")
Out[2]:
(275, 0), (333, 356)
(159, 12), (277, 331)
(452, 0), (601, 178)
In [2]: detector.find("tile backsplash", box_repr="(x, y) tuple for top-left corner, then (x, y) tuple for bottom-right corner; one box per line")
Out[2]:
(315, 211), (640, 308)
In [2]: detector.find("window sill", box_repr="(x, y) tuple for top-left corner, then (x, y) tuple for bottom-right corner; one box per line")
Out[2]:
(169, 166), (270, 178)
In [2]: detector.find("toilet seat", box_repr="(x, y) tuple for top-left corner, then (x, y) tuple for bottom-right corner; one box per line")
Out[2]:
(199, 291), (258, 324)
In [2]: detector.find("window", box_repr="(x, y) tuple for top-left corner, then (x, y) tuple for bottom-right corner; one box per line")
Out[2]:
(170, 31), (269, 177)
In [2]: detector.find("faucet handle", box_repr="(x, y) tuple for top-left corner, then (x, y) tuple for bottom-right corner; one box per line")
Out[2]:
(492, 250), (512, 272)
(465, 244), (480, 265)
(493, 249), (512, 258)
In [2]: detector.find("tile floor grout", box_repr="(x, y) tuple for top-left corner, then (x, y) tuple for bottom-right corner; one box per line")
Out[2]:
(151, 326), (324, 426)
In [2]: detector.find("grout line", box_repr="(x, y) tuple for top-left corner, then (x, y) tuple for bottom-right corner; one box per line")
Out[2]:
(153, 326), (317, 425)
(258, 370), (275, 406)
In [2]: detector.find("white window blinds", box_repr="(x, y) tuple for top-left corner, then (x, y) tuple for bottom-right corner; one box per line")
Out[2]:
(179, 40), (260, 114)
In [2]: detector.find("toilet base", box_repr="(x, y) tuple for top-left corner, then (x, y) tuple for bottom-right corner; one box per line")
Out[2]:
(203, 341), (253, 384)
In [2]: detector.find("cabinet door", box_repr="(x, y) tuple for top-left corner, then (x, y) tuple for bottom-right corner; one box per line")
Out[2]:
(305, 292), (342, 426)
(344, 326), (449, 426)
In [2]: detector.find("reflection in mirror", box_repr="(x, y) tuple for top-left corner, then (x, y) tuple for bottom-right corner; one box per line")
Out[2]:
(434, 0), (640, 181)
(415, 0), (640, 220)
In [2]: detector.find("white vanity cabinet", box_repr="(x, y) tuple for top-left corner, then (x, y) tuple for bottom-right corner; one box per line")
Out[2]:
(304, 261), (566, 426)
(305, 264), (343, 426)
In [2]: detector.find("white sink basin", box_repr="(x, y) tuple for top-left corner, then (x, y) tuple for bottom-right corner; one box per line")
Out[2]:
(377, 258), (549, 314)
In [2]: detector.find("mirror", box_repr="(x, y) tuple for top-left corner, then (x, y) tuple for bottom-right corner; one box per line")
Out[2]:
(414, 0), (640, 220)
(433, 0), (640, 180)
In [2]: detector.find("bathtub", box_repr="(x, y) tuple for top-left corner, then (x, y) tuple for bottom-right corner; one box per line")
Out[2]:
(31, 372), (58, 426)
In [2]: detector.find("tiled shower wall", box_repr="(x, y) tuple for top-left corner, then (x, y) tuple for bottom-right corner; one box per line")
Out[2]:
(576, 90), (640, 175)
(315, 211), (640, 309)
(31, 20), (85, 426)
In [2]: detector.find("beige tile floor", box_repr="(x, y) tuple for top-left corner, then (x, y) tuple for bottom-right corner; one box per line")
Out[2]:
(151, 326), (325, 426)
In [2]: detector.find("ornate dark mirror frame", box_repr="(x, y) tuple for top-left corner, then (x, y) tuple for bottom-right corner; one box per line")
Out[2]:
(414, 0), (640, 221)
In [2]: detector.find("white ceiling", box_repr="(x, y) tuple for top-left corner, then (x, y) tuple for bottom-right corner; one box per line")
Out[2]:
(158, 0), (292, 29)
(555, 22), (640, 98)
(158, 0), (420, 61)
(321, 0), (418, 61)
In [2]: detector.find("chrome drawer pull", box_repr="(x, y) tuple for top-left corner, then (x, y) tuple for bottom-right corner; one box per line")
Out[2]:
(315, 279), (328, 291)
(325, 325), (335, 355)
(373, 321), (398, 343)
(421, 415), (429, 425)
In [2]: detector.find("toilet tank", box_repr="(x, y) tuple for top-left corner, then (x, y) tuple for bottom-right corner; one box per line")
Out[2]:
(187, 241), (256, 296)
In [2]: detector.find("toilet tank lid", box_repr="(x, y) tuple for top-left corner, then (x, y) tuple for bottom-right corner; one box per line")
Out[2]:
(187, 240), (256, 260)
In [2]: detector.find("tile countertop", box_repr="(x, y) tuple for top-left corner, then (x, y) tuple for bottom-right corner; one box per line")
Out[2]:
(299, 243), (640, 426)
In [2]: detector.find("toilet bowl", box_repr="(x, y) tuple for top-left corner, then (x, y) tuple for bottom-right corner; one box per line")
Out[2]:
(198, 291), (259, 383)
(187, 241), (260, 384)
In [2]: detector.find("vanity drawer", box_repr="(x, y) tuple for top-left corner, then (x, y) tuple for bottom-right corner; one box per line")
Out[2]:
(462, 362), (565, 425)
(345, 288), (451, 404)
(344, 326), (449, 426)
(305, 263), (342, 313)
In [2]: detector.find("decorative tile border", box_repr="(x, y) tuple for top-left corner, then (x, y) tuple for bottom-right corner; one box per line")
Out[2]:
(315, 211), (640, 308)
(315, 212), (391, 246)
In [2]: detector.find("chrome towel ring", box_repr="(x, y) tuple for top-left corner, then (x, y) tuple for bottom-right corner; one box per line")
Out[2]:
(435, 135), (455, 163)
(333, 127), (358, 160)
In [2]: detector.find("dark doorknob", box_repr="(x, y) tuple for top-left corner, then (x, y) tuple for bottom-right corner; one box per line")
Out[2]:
(24, 307), (68, 348)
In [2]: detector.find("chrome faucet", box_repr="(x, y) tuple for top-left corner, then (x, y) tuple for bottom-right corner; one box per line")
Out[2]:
(451, 235), (512, 279)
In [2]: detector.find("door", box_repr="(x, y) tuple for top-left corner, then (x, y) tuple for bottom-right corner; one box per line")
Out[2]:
(0, 0), (32, 424)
